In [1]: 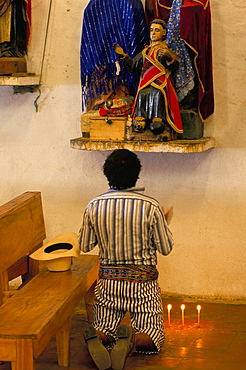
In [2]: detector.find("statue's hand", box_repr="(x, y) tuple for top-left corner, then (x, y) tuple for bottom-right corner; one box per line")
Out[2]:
(157, 48), (172, 61)
(113, 43), (126, 57)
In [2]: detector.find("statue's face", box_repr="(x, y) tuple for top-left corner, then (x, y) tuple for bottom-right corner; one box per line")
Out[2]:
(150, 23), (166, 42)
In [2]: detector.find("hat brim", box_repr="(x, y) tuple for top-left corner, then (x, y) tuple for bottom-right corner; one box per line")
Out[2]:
(30, 232), (80, 261)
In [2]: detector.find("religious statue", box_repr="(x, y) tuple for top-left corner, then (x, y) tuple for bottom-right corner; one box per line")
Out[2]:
(145, 0), (214, 123)
(0, 0), (31, 58)
(114, 19), (183, 141)
(80, 0), (149, 111)
(80, 0), (213, 142)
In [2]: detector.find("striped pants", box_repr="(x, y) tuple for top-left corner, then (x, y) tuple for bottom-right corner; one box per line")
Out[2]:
(92, 278), (165, 353)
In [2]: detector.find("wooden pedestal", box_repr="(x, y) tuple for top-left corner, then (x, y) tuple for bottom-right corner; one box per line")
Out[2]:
(0, 57), (27, 75)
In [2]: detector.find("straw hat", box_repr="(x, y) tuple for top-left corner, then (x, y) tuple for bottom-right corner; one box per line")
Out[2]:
(30, 232), (80, 272)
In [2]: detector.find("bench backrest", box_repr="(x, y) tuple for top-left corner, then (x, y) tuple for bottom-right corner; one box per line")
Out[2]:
(0, 192), (46, 303)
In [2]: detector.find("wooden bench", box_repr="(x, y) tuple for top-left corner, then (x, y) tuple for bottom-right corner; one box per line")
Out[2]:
(0, 192), (46, 304)
(0, 192), (99, 369)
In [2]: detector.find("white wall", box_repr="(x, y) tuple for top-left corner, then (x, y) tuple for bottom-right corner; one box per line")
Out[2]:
(1, 0), (246, 300)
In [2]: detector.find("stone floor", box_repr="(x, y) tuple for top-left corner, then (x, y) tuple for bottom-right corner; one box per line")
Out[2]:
(1, 296), (246, 370)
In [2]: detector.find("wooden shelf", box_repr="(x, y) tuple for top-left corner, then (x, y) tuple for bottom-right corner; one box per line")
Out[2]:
(0, 75), (40, 86)
(70, 137), (216, 154)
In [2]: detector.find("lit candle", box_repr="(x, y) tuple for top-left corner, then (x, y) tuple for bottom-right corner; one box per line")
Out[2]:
(197, 305), (201, 327)
(167, 304), (172, 326)
(181, 304), (185, 326)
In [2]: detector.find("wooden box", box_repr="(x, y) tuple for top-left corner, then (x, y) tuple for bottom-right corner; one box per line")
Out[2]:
(89, 116), (127, 141)
(81, 110), (100, 138)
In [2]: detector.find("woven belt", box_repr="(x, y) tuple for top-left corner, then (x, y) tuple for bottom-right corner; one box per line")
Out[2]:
(98, 264), (158, 283)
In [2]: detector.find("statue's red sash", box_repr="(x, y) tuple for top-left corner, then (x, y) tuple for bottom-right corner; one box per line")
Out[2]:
(134, 46), (183, 133)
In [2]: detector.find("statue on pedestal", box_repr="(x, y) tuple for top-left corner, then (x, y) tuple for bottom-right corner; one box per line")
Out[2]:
(114, 19), (183, 141)
(80, 0), (149, 111)
(145, 0), (214, 123)
(0, 0), (31, 58)
(80, 0), (213, 142)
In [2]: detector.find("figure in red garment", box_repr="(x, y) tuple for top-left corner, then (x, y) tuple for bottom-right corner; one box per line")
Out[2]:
(114, 19), (183, 141)
(146, 0), (214, 122)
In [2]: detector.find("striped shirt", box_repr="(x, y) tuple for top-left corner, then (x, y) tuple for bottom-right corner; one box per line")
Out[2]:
(79, 187), (173, 266)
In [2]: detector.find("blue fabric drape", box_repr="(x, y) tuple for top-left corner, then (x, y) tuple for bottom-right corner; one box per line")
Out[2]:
(80, 0), (149, 110)
(166, 0), (195, 101)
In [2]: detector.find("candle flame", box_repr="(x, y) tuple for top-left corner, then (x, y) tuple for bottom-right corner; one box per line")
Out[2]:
(167, 304), (172, 311)
(181, 304), (185, 311)
(197, 305), (202, 312)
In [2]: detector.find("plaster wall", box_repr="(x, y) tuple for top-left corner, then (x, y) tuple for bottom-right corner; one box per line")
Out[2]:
(0, 0), (246, 300)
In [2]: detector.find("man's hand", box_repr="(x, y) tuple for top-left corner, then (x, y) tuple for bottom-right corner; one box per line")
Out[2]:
(161, 206), (174, 225)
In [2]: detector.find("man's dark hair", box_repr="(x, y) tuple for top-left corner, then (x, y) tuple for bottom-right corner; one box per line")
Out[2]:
(103, 149), (141, 190)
